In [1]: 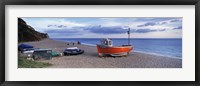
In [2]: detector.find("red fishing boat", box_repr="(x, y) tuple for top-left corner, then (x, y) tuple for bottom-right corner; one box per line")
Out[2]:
(96, 28), (133, 57)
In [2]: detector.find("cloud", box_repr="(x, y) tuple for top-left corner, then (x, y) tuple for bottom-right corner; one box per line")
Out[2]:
(46, 21), (88, 28)
(132, 29), (157, 33)
(173, 26), (182, 30)
(137, 22), (157, 27)
(137, 21), (169, 27)
(160, 22), (167, 24)
(85, 26), (127, 34)
(159, 29), (166, 31)
(133, 18), (175, 22)
(47, 24), (67, 28)
(44, 26), (84, 34)
(47, 25), (52, 27)
(170, 19), (182, 22)
(136, 18), (182, 28)
(45, 29), (77, 33)
(21, 17), (182, 38)
(84, 25), (167, 34)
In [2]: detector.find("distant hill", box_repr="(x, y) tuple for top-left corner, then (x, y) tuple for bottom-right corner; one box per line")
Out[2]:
(18, 18), (49, 42)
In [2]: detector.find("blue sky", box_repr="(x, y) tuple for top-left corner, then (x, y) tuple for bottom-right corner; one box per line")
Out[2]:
(21, 17), (182, 38)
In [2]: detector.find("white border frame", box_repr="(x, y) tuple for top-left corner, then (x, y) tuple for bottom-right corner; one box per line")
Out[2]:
(5, 5), (195, 81)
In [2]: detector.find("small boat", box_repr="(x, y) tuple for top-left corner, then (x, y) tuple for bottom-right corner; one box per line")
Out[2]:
(63, 47), (84, 56)
(96, 28), (133, 57)
(96, 38), (133, 57)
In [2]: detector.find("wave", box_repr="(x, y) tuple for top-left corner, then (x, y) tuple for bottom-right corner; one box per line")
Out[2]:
(81, 43), (96, 46)
(133, 50), (182, 59)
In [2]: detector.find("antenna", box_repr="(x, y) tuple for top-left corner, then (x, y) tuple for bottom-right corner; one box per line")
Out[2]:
(127, 27), (130, 45)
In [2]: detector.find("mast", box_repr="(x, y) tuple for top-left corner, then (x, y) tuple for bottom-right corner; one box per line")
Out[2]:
(127, 27), (130, 45)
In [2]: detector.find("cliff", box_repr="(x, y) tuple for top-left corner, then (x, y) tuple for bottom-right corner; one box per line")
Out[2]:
(18, 18), (49, 42)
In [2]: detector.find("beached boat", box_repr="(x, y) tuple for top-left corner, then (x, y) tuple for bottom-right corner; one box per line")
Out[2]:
(96, 38), (133, 57)
(96, 28), (133, 57)
(63, 47), (84, 56)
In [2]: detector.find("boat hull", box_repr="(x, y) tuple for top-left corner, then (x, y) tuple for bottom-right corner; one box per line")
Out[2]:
(96, 45), (133, 57)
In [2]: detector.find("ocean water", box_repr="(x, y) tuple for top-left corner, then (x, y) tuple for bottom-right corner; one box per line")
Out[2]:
(53, 38), (182, 59)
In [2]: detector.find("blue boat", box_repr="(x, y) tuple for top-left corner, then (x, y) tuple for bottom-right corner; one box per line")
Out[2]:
(18, 44), (34, 52)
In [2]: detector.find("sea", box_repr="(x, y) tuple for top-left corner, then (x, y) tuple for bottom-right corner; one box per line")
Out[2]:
(52, 38), (182, 59)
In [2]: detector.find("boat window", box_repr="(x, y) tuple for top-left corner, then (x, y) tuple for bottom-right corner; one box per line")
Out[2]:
(105, 41), (108, 45)
(109, 41), (112, 45)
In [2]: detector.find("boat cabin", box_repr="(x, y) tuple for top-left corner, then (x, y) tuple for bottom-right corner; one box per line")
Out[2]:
(100, 38), (113, 47)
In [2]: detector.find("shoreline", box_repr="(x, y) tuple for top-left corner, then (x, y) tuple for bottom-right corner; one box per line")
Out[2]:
(21, 38), (182, 68)
(133, 51), (182, 60)
(52, 38), (182, 60)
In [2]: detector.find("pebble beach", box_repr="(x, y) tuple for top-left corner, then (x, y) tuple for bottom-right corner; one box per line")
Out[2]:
(22, 39), (182, 68)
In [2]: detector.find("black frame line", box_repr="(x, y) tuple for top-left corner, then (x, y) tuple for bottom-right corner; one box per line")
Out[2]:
(0, 0), (199, 86)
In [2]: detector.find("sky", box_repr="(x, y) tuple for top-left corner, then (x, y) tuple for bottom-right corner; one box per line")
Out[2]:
(21, 17), (182, 38)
